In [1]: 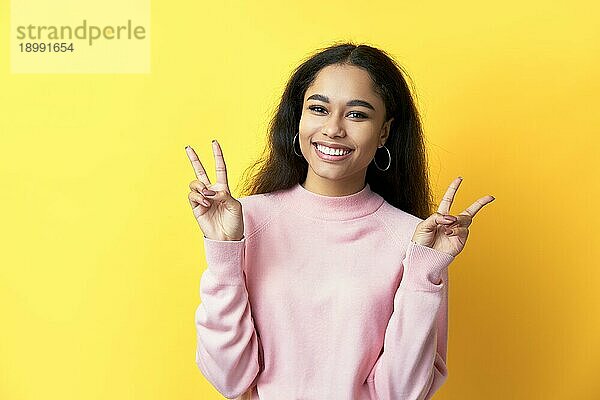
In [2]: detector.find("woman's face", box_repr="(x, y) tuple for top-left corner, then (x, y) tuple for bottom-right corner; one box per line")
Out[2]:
(298, 64), (393, 195)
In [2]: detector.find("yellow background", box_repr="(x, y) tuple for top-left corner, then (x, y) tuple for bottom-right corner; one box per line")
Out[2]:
(1, 1), (599, 399)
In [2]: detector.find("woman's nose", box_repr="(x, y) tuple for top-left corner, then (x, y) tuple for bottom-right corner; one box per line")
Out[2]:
(321, 119), (346, 138)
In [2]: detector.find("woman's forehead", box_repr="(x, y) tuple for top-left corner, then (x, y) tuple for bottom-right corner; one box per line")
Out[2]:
(305, 65), (381, 107)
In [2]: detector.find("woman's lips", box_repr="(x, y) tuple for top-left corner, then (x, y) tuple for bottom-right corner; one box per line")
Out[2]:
(312, 142), (354, 161)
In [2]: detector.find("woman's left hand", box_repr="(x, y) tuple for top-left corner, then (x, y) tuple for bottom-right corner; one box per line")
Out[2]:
(411, 177), (495, 257)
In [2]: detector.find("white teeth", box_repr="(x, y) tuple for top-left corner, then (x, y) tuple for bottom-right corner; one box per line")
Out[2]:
(316, 144), (352, 156)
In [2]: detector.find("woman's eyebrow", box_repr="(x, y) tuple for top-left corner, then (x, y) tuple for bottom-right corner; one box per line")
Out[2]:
(306, 94), (375, 111)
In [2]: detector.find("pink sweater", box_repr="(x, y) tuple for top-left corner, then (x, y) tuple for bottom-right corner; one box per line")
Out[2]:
(194, 182), (455, 400)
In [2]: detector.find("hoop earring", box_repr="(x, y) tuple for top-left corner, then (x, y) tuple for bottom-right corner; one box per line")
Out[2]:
(373, 145), (391, 171)
(293, 132), (303, 157)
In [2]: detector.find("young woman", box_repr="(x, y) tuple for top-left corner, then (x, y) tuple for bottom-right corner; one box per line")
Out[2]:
(186, 42), (494, 400)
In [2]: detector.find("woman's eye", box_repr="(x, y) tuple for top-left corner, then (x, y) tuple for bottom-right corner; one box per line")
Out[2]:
(348, 111), (367, 119)
(308, 106), (367, 119)
(309, 105), (326, 113)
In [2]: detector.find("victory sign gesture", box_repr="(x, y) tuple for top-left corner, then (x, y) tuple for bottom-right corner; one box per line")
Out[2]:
(411, 177), (495, 257)
(185, 140), (244, 241)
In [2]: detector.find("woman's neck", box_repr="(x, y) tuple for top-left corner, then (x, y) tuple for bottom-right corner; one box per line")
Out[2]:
(302, 172), (367, 197)
(277, 180), (384, 221)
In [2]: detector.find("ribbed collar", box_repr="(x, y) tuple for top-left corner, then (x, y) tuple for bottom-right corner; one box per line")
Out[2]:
(276, 182), (385, 221)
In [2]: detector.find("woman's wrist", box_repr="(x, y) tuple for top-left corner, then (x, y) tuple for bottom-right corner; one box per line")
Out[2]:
(203, 234), (245, 241)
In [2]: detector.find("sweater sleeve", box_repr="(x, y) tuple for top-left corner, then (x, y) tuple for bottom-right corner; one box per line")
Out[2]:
(365, 240), (454, 400)
(194, 235), (261, 399)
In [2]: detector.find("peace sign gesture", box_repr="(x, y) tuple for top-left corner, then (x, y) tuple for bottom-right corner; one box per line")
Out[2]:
(411, 177), (495, 257)
(185, 140), (244, 241)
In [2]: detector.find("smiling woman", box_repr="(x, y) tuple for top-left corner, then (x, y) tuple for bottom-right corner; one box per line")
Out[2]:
(187, 41), (494, 400)
(298, 64), (394, 196)
(237, 42), (433, 217)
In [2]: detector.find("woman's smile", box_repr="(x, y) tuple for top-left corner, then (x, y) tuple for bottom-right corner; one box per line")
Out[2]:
(312, 141), (355, 162)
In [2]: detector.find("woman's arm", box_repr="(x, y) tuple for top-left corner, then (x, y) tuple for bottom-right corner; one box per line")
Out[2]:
(194, 236), (261, 399)
(365, 240), (454, 400)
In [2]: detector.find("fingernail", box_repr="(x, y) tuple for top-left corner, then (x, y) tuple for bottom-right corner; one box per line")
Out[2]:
(458, 176), (463, 180)
(185, 145), (189, 149)
(212, 139), (216, 143)
(202, 189), (216, 195)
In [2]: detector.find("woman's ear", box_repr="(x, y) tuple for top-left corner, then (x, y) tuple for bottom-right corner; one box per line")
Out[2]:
(380, 117), (394, 145)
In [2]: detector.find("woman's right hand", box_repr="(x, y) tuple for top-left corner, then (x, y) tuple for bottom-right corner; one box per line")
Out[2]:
(185, 140), (244, 241)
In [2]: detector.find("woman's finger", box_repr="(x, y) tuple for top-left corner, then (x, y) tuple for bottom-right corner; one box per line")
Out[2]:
(189, 179), (206, 192)
(188, 191), (211, 208)
(212, 140), (230, 190)
(445, 226), (469, 237)
(434, 213), (458, 225)
(190, 180), (218, 197)
(189, 181), (209, 204)
(437, 176), (463, 215)
(189, 179), (206, 193)
(188, 191), (200, 208)
(462, 195), (495, 218)
(447, 213), (472, 228)
(186, 146), (212, 186)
